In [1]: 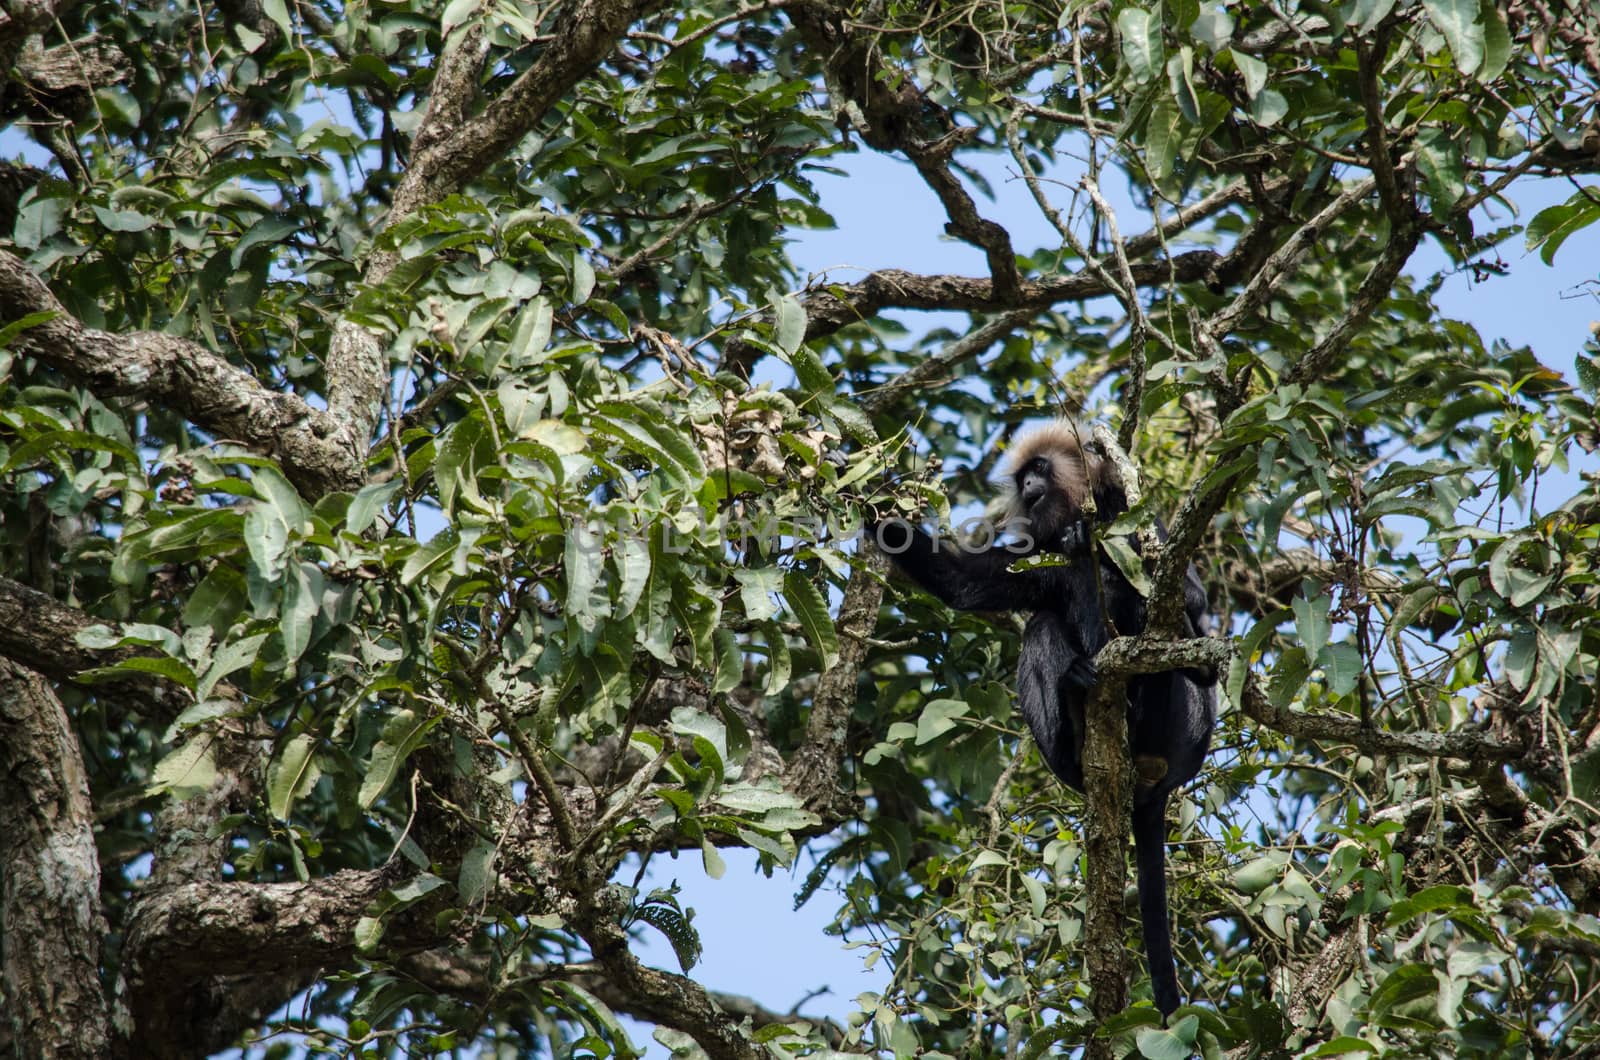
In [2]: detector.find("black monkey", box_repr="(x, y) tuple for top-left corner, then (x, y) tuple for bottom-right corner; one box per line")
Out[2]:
(872, 421), (1216, 1018)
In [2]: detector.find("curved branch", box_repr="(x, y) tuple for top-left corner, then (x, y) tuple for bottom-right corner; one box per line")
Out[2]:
(0, 251), (359, 497)
(731, 249), (1225, 376)
(0, 575), (192, 719)
(786, 0), (1020, 297)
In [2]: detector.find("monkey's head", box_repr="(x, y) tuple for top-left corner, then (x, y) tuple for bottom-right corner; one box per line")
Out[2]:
(999, 420), (1115, 548)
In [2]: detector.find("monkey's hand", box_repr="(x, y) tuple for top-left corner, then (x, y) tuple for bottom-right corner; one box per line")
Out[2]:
(1063, 654), (1098, 690)
(1059, 520), (1094, 555)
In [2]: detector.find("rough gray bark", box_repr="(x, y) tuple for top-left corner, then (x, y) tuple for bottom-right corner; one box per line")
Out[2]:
(0, 251), (364, 498)
(0, 660), (113, 1060)
(1080, 679), (1132, 1057)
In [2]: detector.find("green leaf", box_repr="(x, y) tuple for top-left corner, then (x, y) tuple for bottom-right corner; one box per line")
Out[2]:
(1390, 585), (1439, 632)
(1190, 4), (1234, 50)
(197, 632), (270, 699)
(401, 527), (458, 586)
(613, 533), (652, 618)
(1233, 850), (1290, 894)
(711, 627), (743, 695)
(1167, 49), (1200, 123)
(1369, 962), (1438, 1016)
(1352, 0), (1397, 34)
(458, 839), (497, 906)
(1524, 195), (1600, 264)
(1322, 643), (1363, 699)
(1, 428), (140, 474)
(268, 733), (320, 819)
(1118, 8), (1164, 84)
(1291, 594), (1331, 659)
(75, 655), (197, 690)
(774, 293), (807, 356)
(1019, 873), (1047, 918)
(91, 205), (156, 232)
(788, 343), (834, 396)
(232, 215), (298, 266)
(1230, 49), (1267, 99)
(634, 901), (703, 971)
(916, 697), (970, 745)
(1422, 0), (1485, 75)
(1577, 347), (1600, 397)
(1415, 127), (1466, 208)
(440, 0), (478, 35)
(1145, 98), (1182, 185)
(0, 309), (59, 348)
(435, 415), (490, 516)
(347, 477), (402, 535)
(701, 839), (725, 879)
(1386, 884), (1473, 926)
(1099, 534), (1151, 596)
(1306, 1038), (1379, 1056)
(714, 784), (805, 815)
(733, 566), (782, 622)
(359, 709), (439, 808)
(761, 620), (791, 695)
(260, 0), (294, 38)
(1476, 0), (1511, 81)
(355, 873), (448, 953)
(570, 253), (596, 304)
(1136, 1014), (1199, 1059)
(508, 297), (554, 369)
(783, 571), (839, 669)
(1249, 88), (1288, 127)
(150, 737), (219, 799)
(280, 561), (323, 666)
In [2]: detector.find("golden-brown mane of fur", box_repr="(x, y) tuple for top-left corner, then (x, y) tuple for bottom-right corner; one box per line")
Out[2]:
(998, 420), (1099, 526)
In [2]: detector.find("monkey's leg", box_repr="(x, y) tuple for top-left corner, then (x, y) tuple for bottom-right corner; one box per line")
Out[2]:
(1018, 611), (1086, 789)
(1132, 794), (1182, 1020)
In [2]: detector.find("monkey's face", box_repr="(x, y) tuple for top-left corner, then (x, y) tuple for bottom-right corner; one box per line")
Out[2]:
(1013, 454), (1078, 549)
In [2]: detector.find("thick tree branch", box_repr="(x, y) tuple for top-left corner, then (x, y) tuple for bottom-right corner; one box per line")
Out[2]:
(0, 0), (81, 87)
(576, 964), (851, 1050)
(575, 889), (767, 1060)
(121, 868), (398, 1050)
(785, 548), (885, 815)
(1081, 676), (1132, 1049)
(1284, 218), (1422, 384)
(860, 307), (1035, 414)
(766, 250), (1224, 360)
(1149, 184), (1414, 633)
(325, 0), (669, 466)
(0, 660), (113, 1060)
(1476, 765), (1600, 912)
(1356, 35), (1406, 221)
(0, 574), (191, 719)
(0, 251), (360, 497)
(392, 0), (670, 222)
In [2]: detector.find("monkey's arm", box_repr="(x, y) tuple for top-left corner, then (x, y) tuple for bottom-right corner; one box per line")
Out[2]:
(872, 520), (1062, 613)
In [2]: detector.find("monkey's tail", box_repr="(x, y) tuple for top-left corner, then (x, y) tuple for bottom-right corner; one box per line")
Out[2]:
(1132, 796), (1180, 1020)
